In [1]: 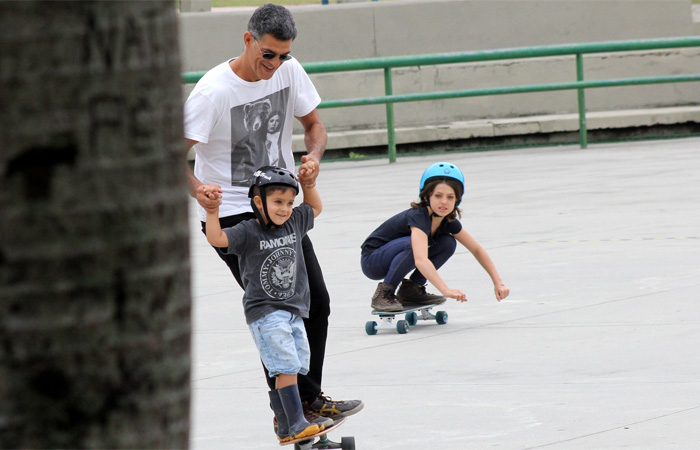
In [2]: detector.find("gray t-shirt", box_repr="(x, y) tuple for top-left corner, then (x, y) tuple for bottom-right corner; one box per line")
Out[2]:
(223, 204), (314, 324)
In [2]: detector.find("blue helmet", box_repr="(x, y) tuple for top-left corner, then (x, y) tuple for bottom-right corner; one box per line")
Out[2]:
(419, 162), (465, 205)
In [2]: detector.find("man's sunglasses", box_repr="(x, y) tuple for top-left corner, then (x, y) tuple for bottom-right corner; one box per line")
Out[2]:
(253, 39), (292, 62)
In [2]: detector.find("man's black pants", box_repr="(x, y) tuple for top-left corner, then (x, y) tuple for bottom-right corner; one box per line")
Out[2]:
(201, 213), (330, 403)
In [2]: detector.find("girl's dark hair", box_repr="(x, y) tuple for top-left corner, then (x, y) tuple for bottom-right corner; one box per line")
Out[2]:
(248, 4), (297, 41)
(410, 178), (462, 221)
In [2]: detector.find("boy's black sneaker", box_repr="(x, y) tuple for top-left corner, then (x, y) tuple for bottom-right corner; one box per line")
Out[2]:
(307, 392), (364, 419)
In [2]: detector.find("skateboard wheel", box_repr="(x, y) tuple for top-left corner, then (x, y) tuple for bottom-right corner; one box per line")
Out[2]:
(341, 436), (356, 450)
(405, 311), (418, 326)
(396, 319), (409, 334)
(365, 321), (378, 335)
(436, 310), (448, 325)
(294, 441), (312, 450)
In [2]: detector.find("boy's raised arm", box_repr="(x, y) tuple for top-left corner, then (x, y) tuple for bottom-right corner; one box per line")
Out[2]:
(301, 184), (322, 218)
(298, 159), (322, 217)
(205, 208), (229, 248)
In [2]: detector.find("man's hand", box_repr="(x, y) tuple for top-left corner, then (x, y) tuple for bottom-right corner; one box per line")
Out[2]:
(196, 183), (222, 212)
(298, 154), (319, 187)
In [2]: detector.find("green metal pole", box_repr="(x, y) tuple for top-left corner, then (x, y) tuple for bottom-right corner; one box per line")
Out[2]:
(576, 53), (588, 149)
(384, 67), (397, 163)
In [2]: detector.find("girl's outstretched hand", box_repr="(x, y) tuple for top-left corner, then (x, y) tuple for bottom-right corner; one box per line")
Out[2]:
(443, 288), (467, 302)
(495, 282), (510, 302)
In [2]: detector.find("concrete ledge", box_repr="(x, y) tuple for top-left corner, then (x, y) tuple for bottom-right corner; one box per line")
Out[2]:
(289, 106), (700, 152)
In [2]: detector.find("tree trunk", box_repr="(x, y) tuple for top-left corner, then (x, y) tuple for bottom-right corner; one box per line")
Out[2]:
(0, 1), (191, 448)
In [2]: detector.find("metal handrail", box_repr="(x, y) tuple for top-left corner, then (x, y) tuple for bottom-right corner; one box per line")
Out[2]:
(182, 37), (700, 162)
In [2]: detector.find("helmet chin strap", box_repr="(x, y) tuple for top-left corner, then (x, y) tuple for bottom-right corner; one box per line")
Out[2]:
(251, 189), (277, 230)
(424, 197), (440, 218)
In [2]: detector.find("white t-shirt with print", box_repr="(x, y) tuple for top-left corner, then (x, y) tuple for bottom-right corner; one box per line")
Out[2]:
(184, 57), (321, 221)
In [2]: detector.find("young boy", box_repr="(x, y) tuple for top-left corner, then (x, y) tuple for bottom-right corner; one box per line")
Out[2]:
(204, 164), (323, 442)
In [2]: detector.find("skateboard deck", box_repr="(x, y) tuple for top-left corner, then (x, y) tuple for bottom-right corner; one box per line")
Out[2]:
(280, 416), (355, 449)
(367, 302), (448, 334)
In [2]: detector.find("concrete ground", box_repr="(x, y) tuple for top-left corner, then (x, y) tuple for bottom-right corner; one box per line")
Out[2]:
(189, 137), (700, 450)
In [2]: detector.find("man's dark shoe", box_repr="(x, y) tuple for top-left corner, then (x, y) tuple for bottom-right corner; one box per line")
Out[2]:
(308, 392), (364, 419)
(303, 404), (333, 429)
(396, 278), (445, 306)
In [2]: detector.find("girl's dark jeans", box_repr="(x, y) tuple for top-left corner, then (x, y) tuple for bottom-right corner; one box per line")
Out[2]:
(361, 235), (456, 288)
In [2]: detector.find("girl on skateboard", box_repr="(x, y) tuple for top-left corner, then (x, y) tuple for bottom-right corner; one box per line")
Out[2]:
(360, 162), (510, 311)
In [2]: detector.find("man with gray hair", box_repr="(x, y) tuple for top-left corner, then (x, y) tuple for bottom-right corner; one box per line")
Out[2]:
(183, 3), (363, 430)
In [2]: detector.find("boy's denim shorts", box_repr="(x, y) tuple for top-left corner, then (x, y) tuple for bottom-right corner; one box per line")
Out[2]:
(249, 310), (310, 378)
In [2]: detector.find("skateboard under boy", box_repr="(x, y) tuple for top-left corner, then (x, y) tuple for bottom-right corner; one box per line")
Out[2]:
(366, 303), (448, 335)
(280, 416), (355, 450)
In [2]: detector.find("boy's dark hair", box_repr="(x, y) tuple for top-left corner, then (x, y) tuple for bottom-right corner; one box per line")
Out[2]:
(410, 178), (463, 221)
(248, 4), (297, 41)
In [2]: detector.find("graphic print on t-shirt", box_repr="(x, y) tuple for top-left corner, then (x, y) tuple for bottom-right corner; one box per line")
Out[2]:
(260, 247), (296, 299)
(230, 88), (290, 187)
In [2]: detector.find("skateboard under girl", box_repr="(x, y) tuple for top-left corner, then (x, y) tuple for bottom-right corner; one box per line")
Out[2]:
(366, 303), (448, 335)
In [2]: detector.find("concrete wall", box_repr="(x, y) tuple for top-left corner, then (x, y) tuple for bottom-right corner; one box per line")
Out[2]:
(179, 0), (700, 151)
